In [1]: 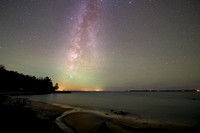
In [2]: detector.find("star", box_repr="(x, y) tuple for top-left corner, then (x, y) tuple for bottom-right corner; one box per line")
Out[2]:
(69, 17), (73, 21)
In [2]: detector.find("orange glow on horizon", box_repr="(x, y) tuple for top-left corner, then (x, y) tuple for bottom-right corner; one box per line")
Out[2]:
(56, 84), (104, 92)
(196, 89), (200, 92)
(95, 88), (103, 91)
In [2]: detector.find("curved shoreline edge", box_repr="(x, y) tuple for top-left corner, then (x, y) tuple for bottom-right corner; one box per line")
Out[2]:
(55, 106), (199, 133)
(55, 109), (80, 133)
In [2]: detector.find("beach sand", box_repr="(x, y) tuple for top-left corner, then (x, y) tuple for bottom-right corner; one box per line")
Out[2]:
(63, 111), (186, 133)
(62, 106), (198, 133)
(0, 95), (198, 133)
(62, 106), (200, 133)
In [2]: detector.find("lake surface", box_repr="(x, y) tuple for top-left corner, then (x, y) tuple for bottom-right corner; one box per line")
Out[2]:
(14, 91), (200, 126)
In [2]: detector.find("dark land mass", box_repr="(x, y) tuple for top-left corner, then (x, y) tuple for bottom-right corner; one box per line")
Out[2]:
(0, 65), (58, 94)
(128, 89), (197, 92)
(54, 91), (71, 94)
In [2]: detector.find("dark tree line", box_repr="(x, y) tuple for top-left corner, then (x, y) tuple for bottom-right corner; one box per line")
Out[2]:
(0, 65), (58, 93)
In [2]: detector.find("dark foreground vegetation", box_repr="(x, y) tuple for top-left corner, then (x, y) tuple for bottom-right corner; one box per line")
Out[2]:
(0, 95), (63, 133)
(0, 65), (58, 93)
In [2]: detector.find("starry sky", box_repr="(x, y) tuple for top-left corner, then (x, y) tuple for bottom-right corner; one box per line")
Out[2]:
(0, 0), (200, 91)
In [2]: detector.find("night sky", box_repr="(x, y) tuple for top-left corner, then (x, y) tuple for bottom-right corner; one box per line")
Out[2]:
(0, 0), (200, 91)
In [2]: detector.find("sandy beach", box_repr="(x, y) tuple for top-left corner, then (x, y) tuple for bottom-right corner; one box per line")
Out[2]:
(62, 110), (197, 133)
(0, 95), (198, 133)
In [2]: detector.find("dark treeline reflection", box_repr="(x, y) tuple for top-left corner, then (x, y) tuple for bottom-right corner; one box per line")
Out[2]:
(0, 65), (58, 93)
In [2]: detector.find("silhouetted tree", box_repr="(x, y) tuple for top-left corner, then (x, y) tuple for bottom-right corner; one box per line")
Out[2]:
(0, 64), (57, 93)
(54, 83), (59, 90)
(0, 65), (5, 70)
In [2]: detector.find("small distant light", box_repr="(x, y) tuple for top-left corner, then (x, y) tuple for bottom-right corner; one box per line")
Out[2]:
(196, 89), (200, 92)
(70, 17), (73, 20)
(129, 1), (132, 4)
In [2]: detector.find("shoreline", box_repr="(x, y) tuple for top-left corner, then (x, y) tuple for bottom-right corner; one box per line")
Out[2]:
(59, 106), (198, 133)
(1, 95), (199, 133)
(52, 102), (199, 133)
(50, 101), (199, 128)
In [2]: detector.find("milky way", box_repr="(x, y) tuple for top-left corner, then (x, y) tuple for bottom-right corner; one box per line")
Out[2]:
(1, 0), (200, 91)
(67, 0), (102, 78)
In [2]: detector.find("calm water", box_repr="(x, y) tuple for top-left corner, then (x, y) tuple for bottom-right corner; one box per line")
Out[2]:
(14, 91), (200, 126)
